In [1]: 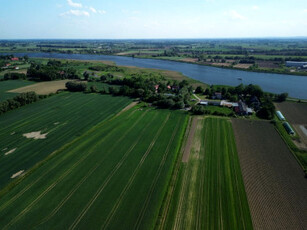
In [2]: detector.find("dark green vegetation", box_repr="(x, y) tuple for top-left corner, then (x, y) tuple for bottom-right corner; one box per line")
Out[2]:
(193, 84), (278, 120)
(0, 91), (39, 115)
(0, 92), (131, 190)
(158, 117), (252, 230)
(1, 39), (307, 75)
(0, 107), (187, 230)
(0, 80), (34, 101)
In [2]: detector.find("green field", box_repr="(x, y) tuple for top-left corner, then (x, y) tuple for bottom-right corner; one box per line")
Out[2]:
(0, 80), (35, 101)
(0, 92), (132, 190)
(158, 117), (253, 230)
(0, 107), (187, 229)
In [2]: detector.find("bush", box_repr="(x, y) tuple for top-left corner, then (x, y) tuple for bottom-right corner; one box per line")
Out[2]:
(65, 81), (87, 92)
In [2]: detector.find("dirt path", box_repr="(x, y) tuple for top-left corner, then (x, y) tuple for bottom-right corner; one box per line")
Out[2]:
(232, 119), (307, 230)
(182, 117), (198, 162)
(115, 101), (138, 117)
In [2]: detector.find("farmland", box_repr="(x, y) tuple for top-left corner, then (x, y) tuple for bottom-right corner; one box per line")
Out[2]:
(0, 80), (34, 101)
(8, 80), (69, 95)
(0, 92), (131, 190)
(274, 102), (307, 166)
(0, 107), (187, 229)
(158, 117), (252, 230)
(232, 119), (307, 230)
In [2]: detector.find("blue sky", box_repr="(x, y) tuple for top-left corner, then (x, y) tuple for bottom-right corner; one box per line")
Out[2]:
(0, 0), (306, 39)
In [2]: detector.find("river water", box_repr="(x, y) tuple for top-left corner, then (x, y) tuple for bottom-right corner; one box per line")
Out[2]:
(10, 52), (307, 99)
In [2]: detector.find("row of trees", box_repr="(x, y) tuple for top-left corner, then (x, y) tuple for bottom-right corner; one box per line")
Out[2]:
(3, 73), (27, 81)
(0, 92), (39, 115)
(27, 60), (78, 81)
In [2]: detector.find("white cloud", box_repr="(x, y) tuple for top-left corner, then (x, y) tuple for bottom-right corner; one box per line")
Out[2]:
(304, 9), (307, 13)
(61, 10), (89, 17)
(98, 10), (106, 15)
(252, 5), (259, 10)
(89, 7), (97, 14)
(67, 0), (82, 8)
(228, 10), (246, 20)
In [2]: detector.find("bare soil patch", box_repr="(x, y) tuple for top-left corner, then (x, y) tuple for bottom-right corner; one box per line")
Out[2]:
(256, 61), (279, 69)
(233, 63), (252, 69)
(181, 58), (198, 63)
(8, 80), (69, 95)
(182, 117), (198, 162)
(11, 170), (24, 179)
(5, 148), (16, 156)
(275, 102), (307, 124)
(212, 62), (231, 67)
(232, 119), (307, 230)
(23, 131), (48, 140)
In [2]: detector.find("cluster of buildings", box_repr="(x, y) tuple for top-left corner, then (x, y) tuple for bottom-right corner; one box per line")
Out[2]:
(1, 57), (20, 70)
(199, 99), (253, 116)
(286, 61), (307, 69)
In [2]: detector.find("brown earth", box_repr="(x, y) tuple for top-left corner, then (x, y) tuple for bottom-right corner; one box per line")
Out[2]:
(232, 119), (307, 230)
(211, 62), (231, 67)
(180, 58), (198, 63)
(182, 116), (198, 162)
(8, 80), (69, 95)
(275, 102), (307, 124)
(256, 61), (279, 69)
(233, 63), (252, 69)
(275, 102), (307, 149)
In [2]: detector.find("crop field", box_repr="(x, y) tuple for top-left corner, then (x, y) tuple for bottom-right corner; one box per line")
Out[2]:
(232, 119), (307, 230)
(158, 117), (252, 230)
(0, 80), (34, 101)
(275, 102), (307, 124)
(0, 92), (131, 190)
(0, 107), (187, 229)
(8, 80), (69, 95)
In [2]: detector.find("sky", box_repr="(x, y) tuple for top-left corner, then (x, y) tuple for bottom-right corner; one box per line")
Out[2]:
(0, 0), (307, 39)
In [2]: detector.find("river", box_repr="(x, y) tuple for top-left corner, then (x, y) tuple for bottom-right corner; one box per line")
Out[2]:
(10, 52), (307, 99)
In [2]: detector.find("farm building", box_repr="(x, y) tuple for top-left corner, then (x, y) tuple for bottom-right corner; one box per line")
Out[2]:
(283, 122), (295, 135)
(276, 111), (285, 121)
(199, 101), (208, 106)
(11, 57), (19, 61)
(220, 100), (234, 108)
(212, 92), (222, 100)
(286, 61), (307, 68)
(234, 101), (253, 116)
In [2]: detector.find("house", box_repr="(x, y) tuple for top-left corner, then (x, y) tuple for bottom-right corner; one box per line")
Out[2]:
(235, 100), (252, 115)
(14, 66), (19, 70)
(212, 92), (222, 100)
(249, 96), (261, 110)
(167, 85), (171, 90)
(11, 57), (19, 61)
(220, 100), (234, 108)
(6, 63), (11, 67)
